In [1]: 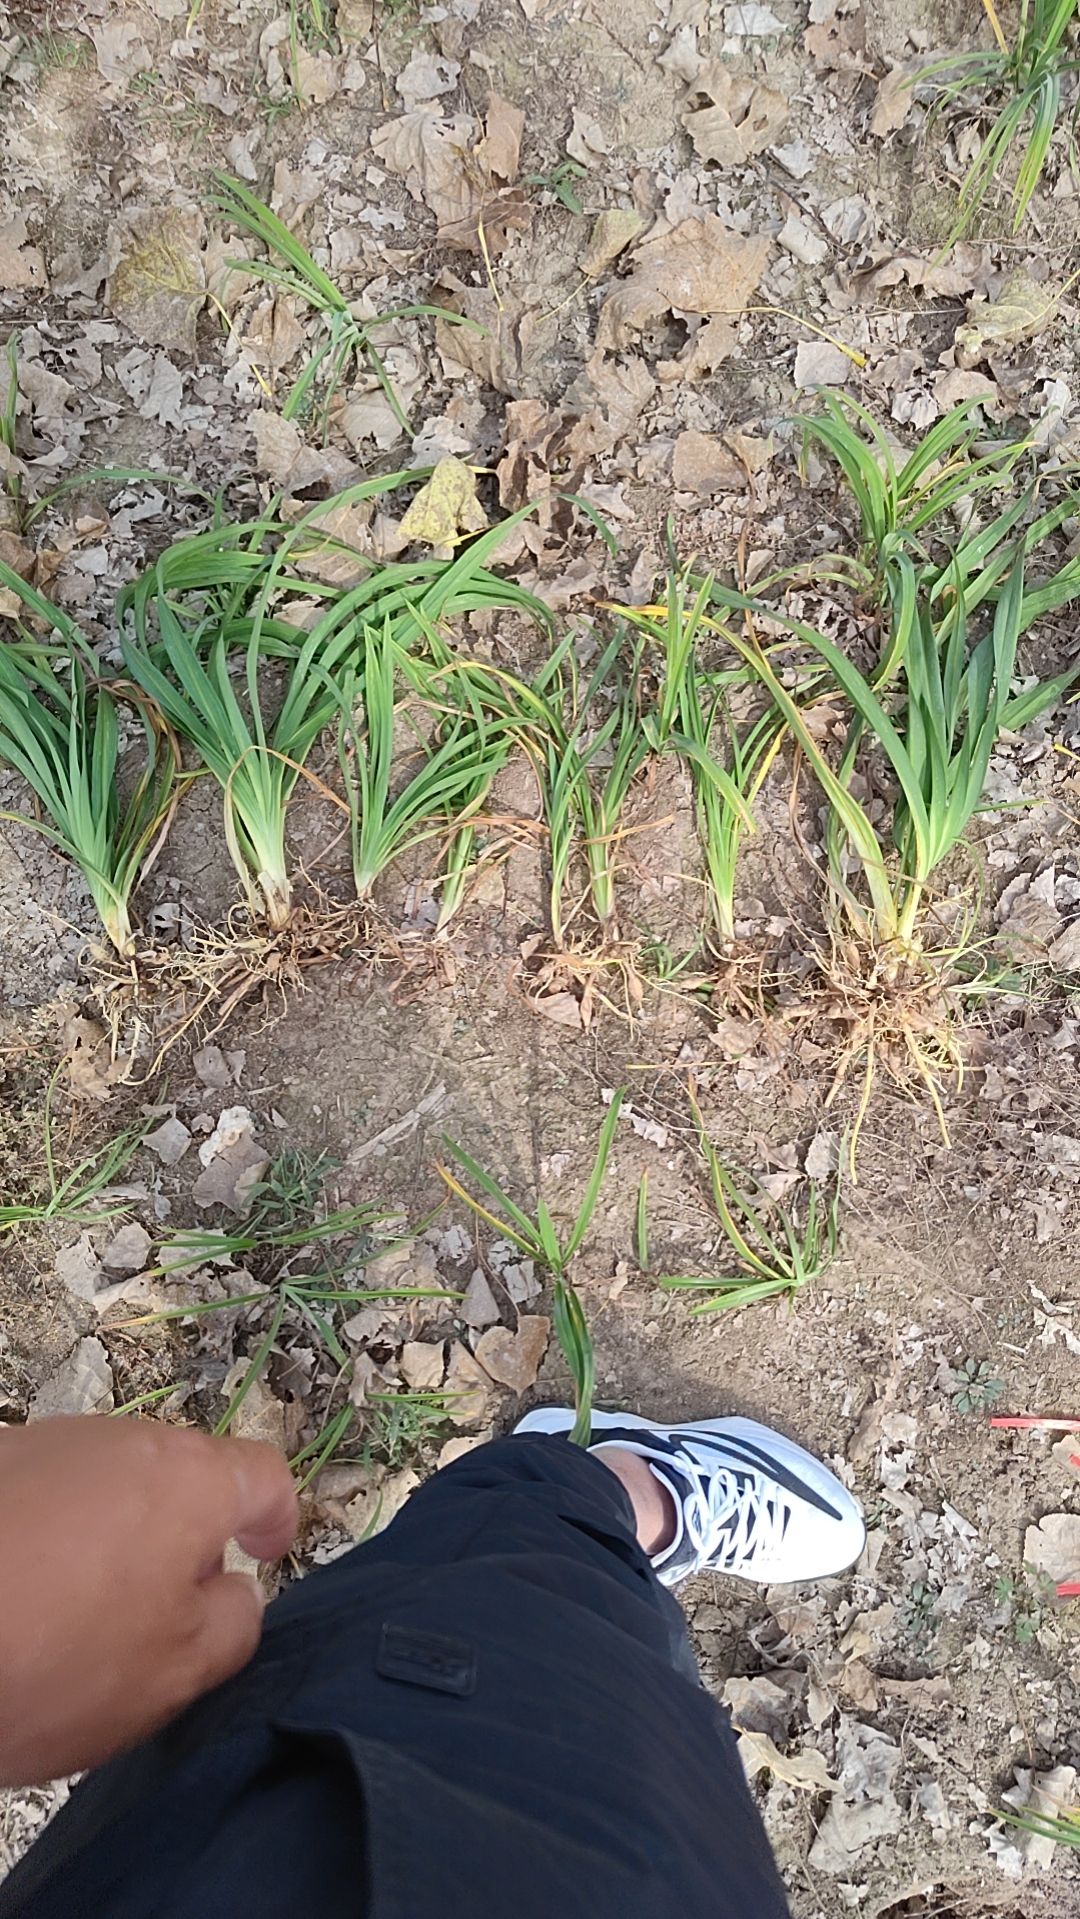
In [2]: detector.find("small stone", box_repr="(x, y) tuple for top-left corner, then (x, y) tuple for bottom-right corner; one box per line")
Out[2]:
(673, 428), (744, 495)
(29, 1337), (114, 1419)
(399, 1341), (446, 1391)
(193, 1044), (232, 1089)
(102, 1220), (152, 1274)
(461, 1268), (501, 1329)
(474, 1315), (550, 1393)
(144, 1115), (193, 1165)
(54, 1233), (104, 1301)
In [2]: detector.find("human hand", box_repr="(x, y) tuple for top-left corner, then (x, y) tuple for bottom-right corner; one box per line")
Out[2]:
(0, 1415), (298, 1787)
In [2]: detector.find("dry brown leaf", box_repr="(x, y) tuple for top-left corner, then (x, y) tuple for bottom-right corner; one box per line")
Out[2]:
(54, 1233), (104, 1303)
(286, 496), (374, 587)
(566, 108), (610, 167)
(933, 367), (999, 412)
(530, 990), (585, 1029)
(738, 1730), (837, 1792)
(249, 295), (306, 372)
(804, 0), (866, 72)
(107, 207), (207, 354)
(372, 99), (528, 255)
(90, 18), (152, 86)
(672, 428), (745, 494)
(682, 63), (788, 165)
(475, 1315), (551, 1392)
(337, 0), (373, 34)
(725, 427), (773, 475)
(474, 94), (526, 183)
(562, 349), (654, 458)
(0, 214), (46, 292)
(596, 217), (770, 378)
(581, 209), (644, 278)
(292, 44), (338, 104)
(870, 63), (915, 137)
(344, 1466), (420, 1539)
(444, 1342), (498, 1424)
(62, 1013), (122, 1102)
(1024, 1512), (1080, 1584)
(724, 1674), (800, 1742)
(955, 271), (1057, 366)
(224, 1365), (287, 1452)
(497, 398), (575, 510)
(852, 245), (989, 303)
(794, 338), (852, 388)
(397, 456), (487, 553)
(29, 1337), (115, 1419)
(395, 48), (460, 107)
(880, 1674), (952, 1709)
(250, 410), (358, 495)
(434, 282), (556, 397)
(0, 529), (34, 582)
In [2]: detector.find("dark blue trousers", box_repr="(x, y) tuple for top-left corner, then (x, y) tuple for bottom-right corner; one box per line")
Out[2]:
(0, 1435), (791, 1917)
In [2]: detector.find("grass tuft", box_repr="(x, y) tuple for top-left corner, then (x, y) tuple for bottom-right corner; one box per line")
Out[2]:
(659, 1090), (840, 1313)
(439, 1092), (624, 1443)
(918, 0), (1080, 244)
(209, 173), (475, 438)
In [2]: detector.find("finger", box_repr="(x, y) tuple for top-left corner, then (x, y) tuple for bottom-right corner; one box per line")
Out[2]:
(168, 1431), (299, 1564)
(223, 1439), (299, 1560)
(186, 1571), (266, 1700)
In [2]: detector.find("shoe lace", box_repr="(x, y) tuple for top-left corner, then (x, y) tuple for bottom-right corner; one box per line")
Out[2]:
(674, 1451), (782, 1572)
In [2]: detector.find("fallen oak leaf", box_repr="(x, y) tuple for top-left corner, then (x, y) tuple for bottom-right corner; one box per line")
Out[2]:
(955, 270), (1058, 367)
(581, 209), (643, 278)
(397, 456), (487, 553)
(371, 97), (529, 255)
(106, 206), (207, 354)
(596, 217), (771, 377)
(0, 213), (46, 292)
(682, 63), (788, 165)
(870, 62), (917, 137)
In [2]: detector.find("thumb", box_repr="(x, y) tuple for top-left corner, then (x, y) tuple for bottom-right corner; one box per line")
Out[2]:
(187, 1570), (266, 1700)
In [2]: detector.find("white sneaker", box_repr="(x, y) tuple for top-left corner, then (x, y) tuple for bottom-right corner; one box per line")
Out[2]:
(514, 1408), (865, 1588)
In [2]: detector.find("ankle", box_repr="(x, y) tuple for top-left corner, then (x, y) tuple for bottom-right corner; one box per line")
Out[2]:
(593, 1445), (676, 1555)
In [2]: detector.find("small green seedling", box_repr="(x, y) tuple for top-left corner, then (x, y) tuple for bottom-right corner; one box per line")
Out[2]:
(0, 1069), (146, 1232)
(438, 1092), (625, 1444)
(524, 156), (588, 214)
(994, 1566), (1057, 1644)
(950, 1355), (1005, 1414)
(903, 1577), (940, 1640)
(660, 1093), (840, 1315)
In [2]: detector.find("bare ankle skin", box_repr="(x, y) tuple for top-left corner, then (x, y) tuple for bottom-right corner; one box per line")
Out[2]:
(593, 1446), (676, 1556)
